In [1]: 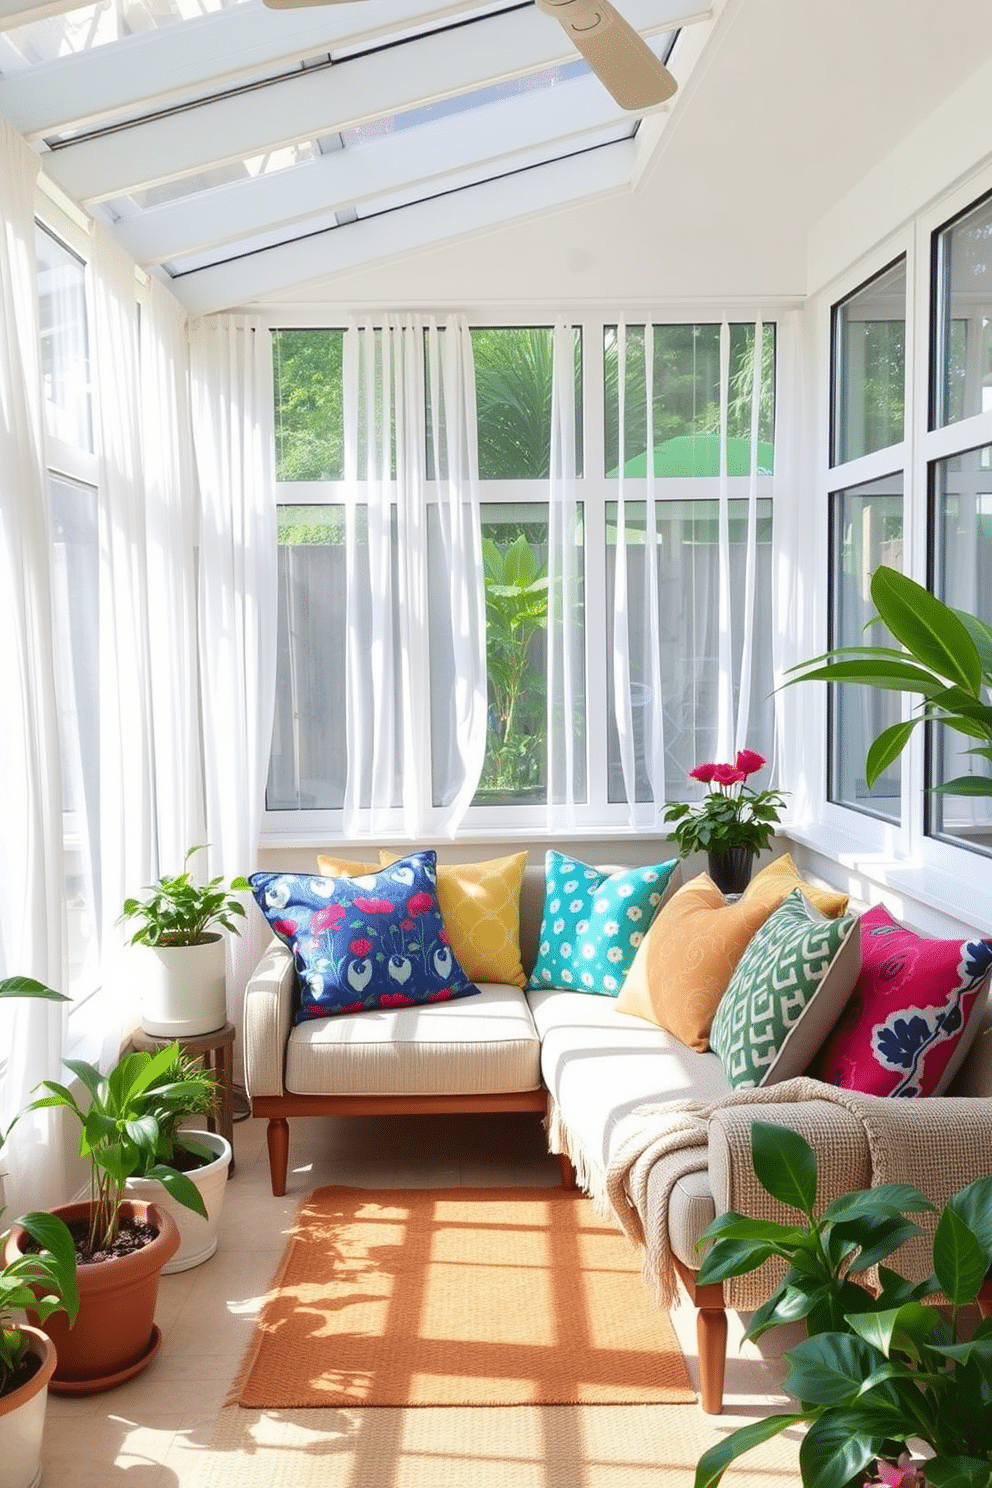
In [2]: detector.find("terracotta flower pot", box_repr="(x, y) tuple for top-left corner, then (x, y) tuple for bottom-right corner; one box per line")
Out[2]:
(0, 1325), (57, 1488)
(5, 1199), (179, 1395)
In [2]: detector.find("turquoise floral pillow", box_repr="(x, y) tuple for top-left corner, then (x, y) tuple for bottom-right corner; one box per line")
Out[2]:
(249, 850), (479, 1022)
(527, 852), (678, 996)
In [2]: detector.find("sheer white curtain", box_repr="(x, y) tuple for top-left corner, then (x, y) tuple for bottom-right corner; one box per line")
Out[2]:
(603, 316), (772, 823)
(0, 117), (69, 1211)
(189, 315), (277, 1033)
(340, 314), (487, 838)
(546, 319), (586, 823)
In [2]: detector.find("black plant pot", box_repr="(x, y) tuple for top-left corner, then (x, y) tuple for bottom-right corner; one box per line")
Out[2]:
(707, 847), (756, 897)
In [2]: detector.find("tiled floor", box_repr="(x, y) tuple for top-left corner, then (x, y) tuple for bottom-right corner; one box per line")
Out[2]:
(40, 1108), (797, 1487)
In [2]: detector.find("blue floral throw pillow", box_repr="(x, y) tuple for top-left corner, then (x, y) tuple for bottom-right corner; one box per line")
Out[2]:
(526, 852), (679, 996)
(249, 851), (480, 1022)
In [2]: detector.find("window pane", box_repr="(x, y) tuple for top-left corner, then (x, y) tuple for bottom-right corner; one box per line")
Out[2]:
(930, 446), (992, 852)
(933, 194), (992, 429)
(472, 327), (583, 479)
(36, 225), (92, 451)
(272, 329), (345, 481)
(603, 323), (776, 478)
(605, 499), (774, 802)
(831, 259), (906, 464)
(476, 506), (551, 804)
(51, 474), (100, 993)
(828, 476), (904, 820)
(267, 505), (350, 809)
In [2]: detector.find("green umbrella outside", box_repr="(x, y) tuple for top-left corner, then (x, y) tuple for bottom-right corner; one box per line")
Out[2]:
(610, 433), (775, 478)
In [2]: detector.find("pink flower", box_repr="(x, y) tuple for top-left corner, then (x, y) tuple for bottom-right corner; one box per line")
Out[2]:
(350, 937), (372, 957)
(401, 918), (415, 932)
(380, 992), (415, 1008)
(273, 917), (299, 939)
(868, 1454), (928, 1488)
(428, 989), (454, 1002)
(311, 903), (345, 933)
(690, 762), (718, 783)
(408, 891), (434, 917)
(712, 763), (746, 785)
(354, 896), (395, 914)
(735, 748), (766, 778)
(302, 1003), (330, 1017)
(341, 1000), (366, 1014)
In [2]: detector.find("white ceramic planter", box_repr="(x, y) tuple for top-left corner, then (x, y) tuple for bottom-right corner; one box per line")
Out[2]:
(135, 935), (227, 1037)
(0, 1326), (57, 1488)
(126, 1130), (232, 1273)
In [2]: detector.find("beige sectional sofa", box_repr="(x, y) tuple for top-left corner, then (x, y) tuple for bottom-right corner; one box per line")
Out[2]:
(243, 856), (992, 1414)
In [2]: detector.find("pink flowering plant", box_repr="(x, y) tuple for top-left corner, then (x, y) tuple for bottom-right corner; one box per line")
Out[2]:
(663, 749), (787, 856)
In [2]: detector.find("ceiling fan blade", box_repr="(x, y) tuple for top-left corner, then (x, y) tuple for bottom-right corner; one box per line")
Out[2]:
(534, 0), (677, 111)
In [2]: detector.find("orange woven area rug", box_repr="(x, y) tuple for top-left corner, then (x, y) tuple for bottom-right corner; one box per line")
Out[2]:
(231, 1185), (696, 1408)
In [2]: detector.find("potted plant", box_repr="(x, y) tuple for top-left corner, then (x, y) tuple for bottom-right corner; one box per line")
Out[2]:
(693, 1120), (992, 1488)
(663, 749), (788, 894)
(6, 1040), (212, 1393)
(120, 844), (250, 1036)
(0, 977), (79, 1487)
(124, 1047), (231, 1273)
(785, 564), (992, 796)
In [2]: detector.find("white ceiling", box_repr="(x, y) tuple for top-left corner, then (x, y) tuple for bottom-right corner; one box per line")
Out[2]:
(3, 0), (992, 315)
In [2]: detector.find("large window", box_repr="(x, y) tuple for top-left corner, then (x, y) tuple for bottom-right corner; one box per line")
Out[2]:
(831, 258), (906, 465)
(266, 316), (777, 833)
(828, 477), (904, 820)
(929, 445), (992, 850)
(932, 192), (992, 429)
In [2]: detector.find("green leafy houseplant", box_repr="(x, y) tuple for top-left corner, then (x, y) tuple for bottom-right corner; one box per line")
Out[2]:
(30, 1042), (211, 1256)
(694, 1121), (992, 1488)
(120, 845), (250, 947)
(663, 749), (788, 855)
(786, 565), (992, 796)
(0, 977), (79, 1396)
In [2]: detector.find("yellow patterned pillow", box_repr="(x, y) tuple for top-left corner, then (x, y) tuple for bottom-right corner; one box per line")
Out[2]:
(315, 855), (381, 878)
(380, 851), (528, 988)
(743, 853), (849, 918)
(616, 873), (777, 1050)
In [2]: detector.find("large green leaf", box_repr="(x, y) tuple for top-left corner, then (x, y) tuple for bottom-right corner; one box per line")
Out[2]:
(925, 1458), (992, 1488)
(933, 1205), (988, 1305)
(870, 566), (984, 695)
(146, 1164), (208, 1218)
(786, 657), (947, 695)
(750, 1122), (817, 1215)
(933, 776), (992, 797)
(846, 1301), (941, 1362)
(798, 1411), (883, 1488)
(946, 1176), (992, 1259)
(693, 1413), (803, 1488)
(783, 1332), (883, 1405)
(823, 1185), (933, 1222)
(866, 719), (920, 786)
(0, 976), (68, 1001)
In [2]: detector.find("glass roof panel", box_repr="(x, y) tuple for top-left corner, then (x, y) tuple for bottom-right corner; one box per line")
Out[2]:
(0, 0), (251, 70)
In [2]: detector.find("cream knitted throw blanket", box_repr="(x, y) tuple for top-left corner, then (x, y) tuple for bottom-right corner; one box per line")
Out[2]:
(546, 1075), (922, 1310)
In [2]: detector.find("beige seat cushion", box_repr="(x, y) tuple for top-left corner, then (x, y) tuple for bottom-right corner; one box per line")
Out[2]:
(527, 986), (730, 1188)
(285, 983), (542, 1097)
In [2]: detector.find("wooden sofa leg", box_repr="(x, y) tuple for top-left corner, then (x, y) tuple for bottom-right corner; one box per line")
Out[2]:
(558, 1152), (577, 1190)
(267, 1117), (290, 1197)
(697, 1297), (729, 1414)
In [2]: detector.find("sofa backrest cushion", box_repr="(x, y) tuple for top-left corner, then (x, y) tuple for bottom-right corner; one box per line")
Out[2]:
(615, 871), (780, 1051)
(811, 903), (992, 1097)
(526, 852), (679, 997)
(709, 889), (861, 1088)
(250, 851), (480, 1020)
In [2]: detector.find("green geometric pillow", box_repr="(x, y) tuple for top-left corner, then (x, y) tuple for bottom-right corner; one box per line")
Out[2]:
(526, 851), (678, 996)
(709, 889), (861, 1088)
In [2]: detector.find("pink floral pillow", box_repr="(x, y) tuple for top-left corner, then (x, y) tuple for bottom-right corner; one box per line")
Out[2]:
(814, 904), (992, 1097)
